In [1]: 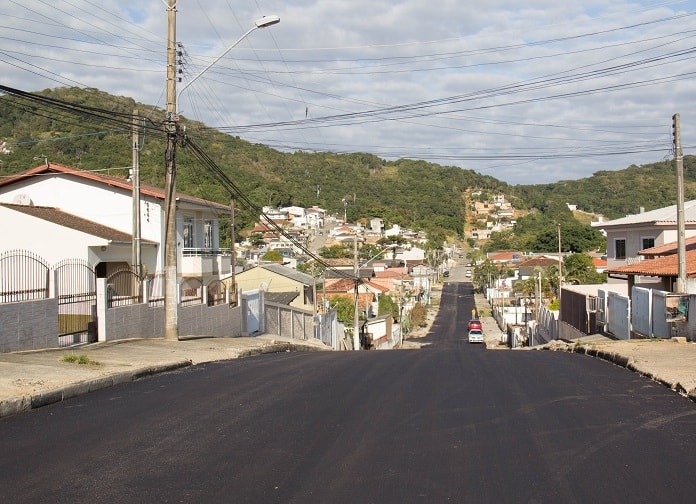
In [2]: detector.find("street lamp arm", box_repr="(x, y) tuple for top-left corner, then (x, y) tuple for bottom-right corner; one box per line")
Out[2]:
(176, 15), (279, 113)
(355, 245), (397, 278)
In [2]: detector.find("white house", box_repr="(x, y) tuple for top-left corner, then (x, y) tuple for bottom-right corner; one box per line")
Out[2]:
(0, 163), (232, 283)
(591, 200), (696, 286)
(395, 245), (425, 262)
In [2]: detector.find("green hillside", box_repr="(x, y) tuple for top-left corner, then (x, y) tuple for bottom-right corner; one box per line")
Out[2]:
(0, 87), (506, 239)
(0, 86), (691, 250)
(511, 157), (696, 220)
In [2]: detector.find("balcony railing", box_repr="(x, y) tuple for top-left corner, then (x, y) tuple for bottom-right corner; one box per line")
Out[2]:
(181, 248), (232, 277)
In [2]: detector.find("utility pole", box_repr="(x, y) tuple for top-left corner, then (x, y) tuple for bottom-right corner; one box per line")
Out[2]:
(353, 234), (360, 350)
(132, 109), (142, 279)
(557, 223), (562, 308)
(164, 0), (179, 340)
(536, 271), (542, 319)
(230, 197), (236, 303)
(673, 113), (687, 293)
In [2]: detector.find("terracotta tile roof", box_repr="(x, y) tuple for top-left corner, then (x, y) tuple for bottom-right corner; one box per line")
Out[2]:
(607, 249), (696, 278)
(1, 203), (154, 243)
(487, 250), (525, 262)
(323, 278), (387, 293)
(325, 278), (355, 292)
(0, 164), (228, 212)
(374, 270), (409, 279)
(517, 256), (559, 267)
(592, 257), (608, 268)
(640, 236), (696, 257)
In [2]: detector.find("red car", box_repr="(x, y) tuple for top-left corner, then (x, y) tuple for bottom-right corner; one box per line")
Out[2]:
(468, 319), (482, 331)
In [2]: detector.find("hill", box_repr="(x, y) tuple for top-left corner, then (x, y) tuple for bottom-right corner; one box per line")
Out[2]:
(0, 86), (691, 246)
(0, 87), (506, 240)
(510, 157), (696, 220)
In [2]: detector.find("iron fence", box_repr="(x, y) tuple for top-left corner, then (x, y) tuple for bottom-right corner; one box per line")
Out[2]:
(0, 250), (50, 303)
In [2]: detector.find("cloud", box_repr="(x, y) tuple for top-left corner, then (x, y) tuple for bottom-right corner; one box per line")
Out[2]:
(1, 0), (694, 184)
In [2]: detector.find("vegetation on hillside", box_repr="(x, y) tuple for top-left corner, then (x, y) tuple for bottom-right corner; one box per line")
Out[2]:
(483, 200), (605, 254)
(511, 157), (696, 220)
(0, 87), (504, 242)
(2, 86), (690, 254)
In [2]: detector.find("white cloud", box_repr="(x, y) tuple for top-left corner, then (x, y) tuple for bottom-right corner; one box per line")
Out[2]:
(1, 0), (695, 184)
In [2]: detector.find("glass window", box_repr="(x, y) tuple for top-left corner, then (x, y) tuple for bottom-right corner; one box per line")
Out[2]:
(642, 237), (655, 250)
(204, 220), (213, 249)
(183, 218), (194, 248)
(615, 239), (626, 260)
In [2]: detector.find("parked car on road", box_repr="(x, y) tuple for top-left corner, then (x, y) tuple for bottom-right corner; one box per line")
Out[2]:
(468, 329), (484, 343)
(468, 319), (482, 331)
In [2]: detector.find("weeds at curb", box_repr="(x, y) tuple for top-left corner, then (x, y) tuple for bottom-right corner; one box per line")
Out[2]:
(62, 354), (101, 367)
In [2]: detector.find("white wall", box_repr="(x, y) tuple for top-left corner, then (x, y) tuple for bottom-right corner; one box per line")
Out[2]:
(0, 206), (108, 264)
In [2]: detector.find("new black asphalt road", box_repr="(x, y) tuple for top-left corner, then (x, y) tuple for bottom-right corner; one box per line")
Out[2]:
(1, 282), (695, 503)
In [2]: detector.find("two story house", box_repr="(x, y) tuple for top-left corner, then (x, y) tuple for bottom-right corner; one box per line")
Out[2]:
(0, 163), (232, 288)
(592, 200), (696, 287)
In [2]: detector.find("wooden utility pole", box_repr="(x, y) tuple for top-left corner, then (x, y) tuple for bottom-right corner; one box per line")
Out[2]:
(673, 113), (687, 293)
(164, 0), (179, 340)
(353, 234), (360, 350)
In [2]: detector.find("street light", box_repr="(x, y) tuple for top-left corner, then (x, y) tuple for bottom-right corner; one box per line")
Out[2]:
(176, 15), (280, 114)
(163, 6), (279, 341)
(353, 244), (397, 350)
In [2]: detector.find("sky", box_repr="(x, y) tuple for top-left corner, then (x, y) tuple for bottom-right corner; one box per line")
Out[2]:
(1, 0), (695, 185)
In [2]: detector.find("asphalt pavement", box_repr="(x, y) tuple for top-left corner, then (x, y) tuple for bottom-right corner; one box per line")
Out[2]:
(0, 335), (330, 418)
(1, 281), (695, 419)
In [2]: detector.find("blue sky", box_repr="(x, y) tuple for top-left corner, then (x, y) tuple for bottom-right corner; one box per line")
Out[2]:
(1, 0), (695, 185)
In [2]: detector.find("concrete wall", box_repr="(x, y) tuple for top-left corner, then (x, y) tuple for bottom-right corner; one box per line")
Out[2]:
(265, 302), (314, 340)
(0, 294), (338, 352)
(0, 298), (58, 352)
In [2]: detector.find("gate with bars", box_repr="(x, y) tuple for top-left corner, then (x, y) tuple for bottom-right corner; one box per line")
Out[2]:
(54, 258), (97, 347)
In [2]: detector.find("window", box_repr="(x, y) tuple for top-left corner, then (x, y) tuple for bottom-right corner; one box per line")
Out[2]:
(641, 237), (655, 251)
(204, 220), (213, 249)
(615, 239), (626, 260)
(183, 218), (194, 248)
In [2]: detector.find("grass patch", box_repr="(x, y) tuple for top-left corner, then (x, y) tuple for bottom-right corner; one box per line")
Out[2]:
(62, 354), (101, 366)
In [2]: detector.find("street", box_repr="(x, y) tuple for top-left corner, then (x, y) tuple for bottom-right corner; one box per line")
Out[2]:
(1, 282), (695, 503)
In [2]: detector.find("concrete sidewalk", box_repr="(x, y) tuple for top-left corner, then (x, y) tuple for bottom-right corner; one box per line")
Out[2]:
(0, 335), (330, 419)
(2, 288), (695, 419)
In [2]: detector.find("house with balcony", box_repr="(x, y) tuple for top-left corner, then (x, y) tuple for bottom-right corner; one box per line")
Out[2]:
(591, 200), (696, 287)
(0, 163), (232, 286)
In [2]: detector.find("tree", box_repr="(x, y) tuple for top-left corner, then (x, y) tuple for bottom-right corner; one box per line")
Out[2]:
(249, 233), (265, 247)
(261, 249), (283, 262)
(408, 302), (427, 329)
(297, 260), (325, 277)
(330, 296), (355, 325)
(378, 294), (399, 319)
(564, 253), (607, 284)
(319, 244), (352, 259)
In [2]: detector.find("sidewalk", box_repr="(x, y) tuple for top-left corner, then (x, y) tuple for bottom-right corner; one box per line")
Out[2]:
(2, 292), (695, 419)
(0, 335), (330, 419)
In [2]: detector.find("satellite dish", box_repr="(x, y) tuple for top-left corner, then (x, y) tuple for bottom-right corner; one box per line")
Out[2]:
(260, 282), (269, 291)
(12, 194), (34, 206)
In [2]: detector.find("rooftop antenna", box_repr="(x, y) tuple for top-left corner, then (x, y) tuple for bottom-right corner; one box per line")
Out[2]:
(33, 155), (48, 168)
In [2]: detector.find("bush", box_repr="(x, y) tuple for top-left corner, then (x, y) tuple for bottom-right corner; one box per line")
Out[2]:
(409, 302), (427, 328)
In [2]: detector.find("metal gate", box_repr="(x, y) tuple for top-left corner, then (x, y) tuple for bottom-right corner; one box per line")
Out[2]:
(242, 289), (262, 335)
(55, 259), (97, 347)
